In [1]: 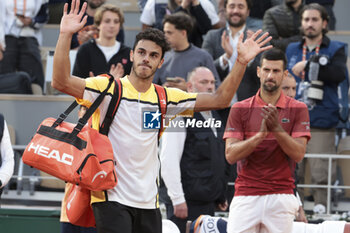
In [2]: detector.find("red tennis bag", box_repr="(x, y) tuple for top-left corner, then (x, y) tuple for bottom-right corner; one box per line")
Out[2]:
(66, 184), (95, 227)
(22, 76), (117, 191)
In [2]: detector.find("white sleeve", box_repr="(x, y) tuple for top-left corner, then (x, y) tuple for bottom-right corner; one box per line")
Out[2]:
(0, 1), (5, 49)
(140, 0), (156, 26)
(199, 0), (220, 25)
(0, 121), (14, 188)
(160, 117), (187, 206)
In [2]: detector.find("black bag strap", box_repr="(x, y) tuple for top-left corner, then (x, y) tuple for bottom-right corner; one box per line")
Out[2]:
(71, 75), (115, 136)
(52, 101), (79, 128)
(100, 79), (123, 136)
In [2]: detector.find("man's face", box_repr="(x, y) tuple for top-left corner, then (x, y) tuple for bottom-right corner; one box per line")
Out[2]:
(281, 76), (297, 98)
(98, 11), (120, 40)
(188, 69), (216, 93)
(163, 22), (185, 50)
(258, 59), (287, 93)
(130, 40), (164, 80)
(301, 9), (327, 39)
(88, 0), (106, 9)
(225, 0), (249, 28)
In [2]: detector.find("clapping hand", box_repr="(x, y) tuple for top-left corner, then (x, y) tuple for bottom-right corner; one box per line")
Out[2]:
(221, 30), (233, 60)
(261, 104), (281, 132)
(237, 29), (272, 65)
(60, 0), (88, 35)
(109, 63), (124, 79)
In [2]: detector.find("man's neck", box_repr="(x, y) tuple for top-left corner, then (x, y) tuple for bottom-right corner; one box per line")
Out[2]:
(305, 34), (323, 47)
(174, 41), (190, 52)
(128, 72), (153, 93)
(86, 6), (96, 17)
(260, 89), (281, 105)
(229, 24), (245, 37)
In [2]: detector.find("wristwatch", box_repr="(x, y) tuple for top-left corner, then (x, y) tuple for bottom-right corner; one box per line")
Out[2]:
(319, 55), (329, 66)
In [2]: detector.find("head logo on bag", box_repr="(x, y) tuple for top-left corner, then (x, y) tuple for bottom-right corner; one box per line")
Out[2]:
(91, 171), (107, 183)
(27, 142), (74, 166)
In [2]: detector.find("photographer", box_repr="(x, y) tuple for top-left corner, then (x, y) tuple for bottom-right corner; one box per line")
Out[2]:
(286, 3), (349, 213)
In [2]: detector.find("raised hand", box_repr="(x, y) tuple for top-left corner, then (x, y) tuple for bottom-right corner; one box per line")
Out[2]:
(60, 0), (88, 35)
(237, 29), (272, 65)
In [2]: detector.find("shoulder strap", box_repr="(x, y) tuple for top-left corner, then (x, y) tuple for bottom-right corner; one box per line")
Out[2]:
(71, 75), (115, 136)
(154, 84), (167, 140)
(100, 78), (123, 136)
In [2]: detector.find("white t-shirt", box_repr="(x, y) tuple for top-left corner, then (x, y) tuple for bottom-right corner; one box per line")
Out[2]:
(140, 0), (219, 27)
(96, 41), (121, 63)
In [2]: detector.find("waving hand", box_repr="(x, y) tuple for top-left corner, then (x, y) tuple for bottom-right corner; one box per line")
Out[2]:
(237, 29), (273, 64)
(60, 0), (88, 35)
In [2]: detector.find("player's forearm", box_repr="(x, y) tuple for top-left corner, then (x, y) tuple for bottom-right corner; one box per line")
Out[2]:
(225, 134), (264, 164)
(52, 32), (73, 91)
(213, 57), (247, 108)
(273, 130), (306, 162)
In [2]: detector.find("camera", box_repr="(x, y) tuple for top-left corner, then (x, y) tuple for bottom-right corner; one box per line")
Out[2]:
(306, 54), (329, 101)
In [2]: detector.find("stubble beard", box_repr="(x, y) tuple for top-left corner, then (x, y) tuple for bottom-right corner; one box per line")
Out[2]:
(227, 16), (246, 28)
(131, 64), (157, 80)
(263, 82), (279, 93)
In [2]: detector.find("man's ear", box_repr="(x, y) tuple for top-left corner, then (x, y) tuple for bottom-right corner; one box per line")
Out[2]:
(257, 66), (261, 79)
(283, 69), (289, 80)
(187, 81), (193, 92)
(130, 50), (134, 62)
(158, 58), (164, 69)
(322, 20), (328, 31)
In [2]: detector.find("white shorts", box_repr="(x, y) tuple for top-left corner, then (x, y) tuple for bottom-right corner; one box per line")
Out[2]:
(227, 194), (299, 233)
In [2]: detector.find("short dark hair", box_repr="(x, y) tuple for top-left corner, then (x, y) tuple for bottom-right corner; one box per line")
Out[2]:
(133, 28), (170, 59)
(260, 48), (287, 70)
(162, 12), (193, 36)
(301, 3), (329, 34)
(224, 0), (253, 9)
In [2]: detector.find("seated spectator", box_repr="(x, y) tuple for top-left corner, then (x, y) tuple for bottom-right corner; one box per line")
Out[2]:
(0, 113), (14, 199)
(140, 0), (220, 47)
(305, 0), (336, 30)
(152, 12), (220, 90)
(0, 0), (49, 89)
(262, 0), (304, 51)
(72, 4), (132, 79)
(69, 0), (124, 49)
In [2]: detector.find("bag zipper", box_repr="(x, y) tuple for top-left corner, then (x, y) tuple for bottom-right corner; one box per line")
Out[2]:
(77, 153), (97, 178)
